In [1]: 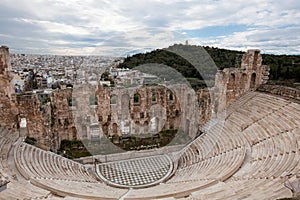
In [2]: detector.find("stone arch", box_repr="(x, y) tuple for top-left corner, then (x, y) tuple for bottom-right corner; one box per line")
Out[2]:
(121, 120), (130, 136)
(150, 117), (159, 134)
(227, 73), (235, 90)
(121, 94), (130, 113)
(250, 73), (256, 89)
(169, 119), (174, 130)
(102, 123), (108, 136)
(240, 73), (247, 89)
(143, 121), (149, 133)
(252, 50), (259, 70)
(152, 92), (157, 103)
(134, 121), (140, 134)
(110, 95), (117, 105)
(133, 92), (140, 104)
(169, 92), (174, 101)
(112, 123), (118, 135)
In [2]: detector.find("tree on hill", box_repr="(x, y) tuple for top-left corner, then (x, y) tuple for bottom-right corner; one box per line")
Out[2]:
(118, 44), (300, 88)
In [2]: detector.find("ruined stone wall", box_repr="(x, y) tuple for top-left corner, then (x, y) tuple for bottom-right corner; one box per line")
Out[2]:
(50, 89), (77, 150)
(0, 46), (19, 129)
(196, 89), (212, 127)
(17, 89), (76, 151)
(258, 84), (300, 101)
(17, 94), (49, 146)
(94, 84), (198, 138)
(213, 49), (270, 114)
(1, 47), (271, 151)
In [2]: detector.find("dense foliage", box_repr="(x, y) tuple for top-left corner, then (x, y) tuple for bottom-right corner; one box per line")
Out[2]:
(262, 54), (300, 85)
(57, 139), (92, 159)
(118, 44), (300, 88)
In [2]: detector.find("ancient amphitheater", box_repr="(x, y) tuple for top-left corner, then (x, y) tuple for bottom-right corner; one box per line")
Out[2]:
(0, 91), (299, 199)
(0, 46), (300, 199)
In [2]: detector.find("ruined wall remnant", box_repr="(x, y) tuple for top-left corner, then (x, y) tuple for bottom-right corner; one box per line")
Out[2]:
(76, 84), (200, 139)
(17, 93), (49, 147)
(196, 89), (212, 127)
(50, 89), (76, 150)
(0, 47), (272, 151)
(0, 46), (19, 129)
(213, 49), (270, 114)
(258, 84), (300, 101)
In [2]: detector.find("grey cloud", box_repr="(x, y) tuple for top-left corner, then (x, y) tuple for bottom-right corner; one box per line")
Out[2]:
(0, 0), (299, 55)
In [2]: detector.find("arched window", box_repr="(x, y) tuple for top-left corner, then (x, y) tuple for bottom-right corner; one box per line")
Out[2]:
(150, 117), (157, 134)
(240, 73), (247, 89)
(112, 123), (118, 135)
(121, 94), (130, 113)
(144, 121), (149, 133)
(169, 92), (174, 101)
(152, 92), (157, 103)
(228, 73), (235, 90)
(250, 73), (256, 89)
(67, 96), (76, 107)
(110, 95), (117, 105)
(133, 93), (140, 104)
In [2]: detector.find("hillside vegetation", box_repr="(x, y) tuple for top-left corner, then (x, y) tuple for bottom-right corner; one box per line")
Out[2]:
(118, 44), (300, 88)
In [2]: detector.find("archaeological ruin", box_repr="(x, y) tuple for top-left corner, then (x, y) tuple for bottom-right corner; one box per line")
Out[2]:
(0, 45), (300, 199)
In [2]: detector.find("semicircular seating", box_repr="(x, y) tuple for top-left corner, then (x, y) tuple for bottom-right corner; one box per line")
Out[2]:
(0, 91), (299, 200)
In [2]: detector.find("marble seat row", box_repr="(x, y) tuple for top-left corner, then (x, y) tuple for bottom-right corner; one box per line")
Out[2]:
(0, 128), (19, 180)
(188, 177), (291, 200)
(233, 129), (299, 180)
(0, 127), (51, 200)
(0, 181), (50, 200)
(15, 142), (97, 182)
(169, 147), (245, 183)
(30, 177), (128, 200)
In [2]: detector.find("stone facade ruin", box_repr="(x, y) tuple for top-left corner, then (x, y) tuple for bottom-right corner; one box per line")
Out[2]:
(0, 46), (19, 130)
(0, 46), (270, 151)
(213, 49), (270, 114)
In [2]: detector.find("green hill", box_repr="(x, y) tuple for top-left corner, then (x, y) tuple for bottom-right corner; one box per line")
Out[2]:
(118, 44), (300, 88)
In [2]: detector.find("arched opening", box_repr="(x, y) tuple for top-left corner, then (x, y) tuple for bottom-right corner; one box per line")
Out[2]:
(150, 117), (159, 134)
(121, 120), (130, 136)
(110, 95), (117, 105)
(240, 73), (247, 89)
(143, 121), (149, 133)
(102, 123), (108, 136)
(252, 50), (259, 70)
(121, 94), (130, 114)
(133, 93), (140, 104)
(227, 73), (235, 90)
(134, 121), (140, 134)
(169, 92), (174, 101)
(250, 73), (256, 89)
(152, 92), (157, 103)
(112, 123), (118, 135)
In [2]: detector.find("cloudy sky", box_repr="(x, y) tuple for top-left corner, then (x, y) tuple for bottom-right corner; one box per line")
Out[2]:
(0, 0), (299, 56)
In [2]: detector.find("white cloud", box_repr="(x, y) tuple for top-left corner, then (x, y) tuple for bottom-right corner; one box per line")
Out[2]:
(0, 0), (299, 55)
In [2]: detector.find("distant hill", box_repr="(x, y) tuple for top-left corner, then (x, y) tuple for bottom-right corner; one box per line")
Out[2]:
(262, 53), (300, 87)
(118, 44), (300, 88)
